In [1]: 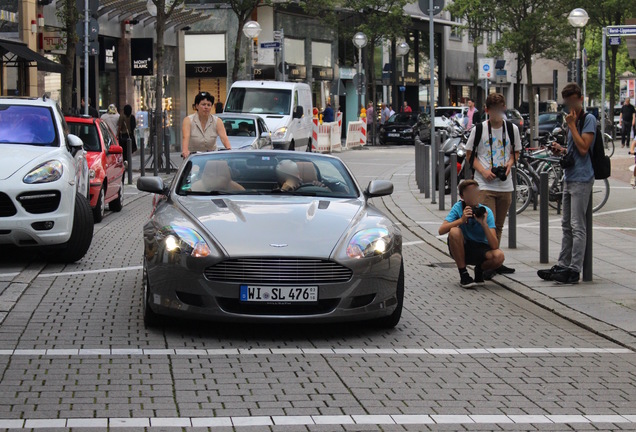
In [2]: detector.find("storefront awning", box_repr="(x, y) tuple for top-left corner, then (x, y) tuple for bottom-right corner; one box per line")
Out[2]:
(96, 0), (210, 30)
(0, 38), (63, 73)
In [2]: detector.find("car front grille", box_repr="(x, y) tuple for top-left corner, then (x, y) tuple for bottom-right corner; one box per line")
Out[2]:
(0, 192), (17, 217)
(16, 191), (61, 214)
(204, 258), (353, 285)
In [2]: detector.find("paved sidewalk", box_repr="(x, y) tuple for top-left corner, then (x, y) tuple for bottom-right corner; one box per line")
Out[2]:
(377, 154), (636, 350)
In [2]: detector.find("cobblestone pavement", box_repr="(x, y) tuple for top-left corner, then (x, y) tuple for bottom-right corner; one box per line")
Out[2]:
(0, 146), (635, 431)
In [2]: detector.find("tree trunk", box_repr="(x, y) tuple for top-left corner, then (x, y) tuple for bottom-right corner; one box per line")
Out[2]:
(60, 0), (77, 113)
(369, 41), (377, 145)
(472, 42), (478, 102)
(232, 15), (246, 83)
(608, 44), (618, 129)
(525, 56), (535, 135)
(515, 54), (523, 109)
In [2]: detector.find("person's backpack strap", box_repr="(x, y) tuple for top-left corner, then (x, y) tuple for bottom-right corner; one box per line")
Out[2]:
(505, 120), (518, 164)
(469, 122), (483, 168)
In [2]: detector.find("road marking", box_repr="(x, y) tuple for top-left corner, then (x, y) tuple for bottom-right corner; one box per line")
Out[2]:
(38, 265), (142, 278)
(403, 240), (425, 246)
(592, 206), (636, 217)
(0, 347), (630, 357)
(2, 413), (636, 428)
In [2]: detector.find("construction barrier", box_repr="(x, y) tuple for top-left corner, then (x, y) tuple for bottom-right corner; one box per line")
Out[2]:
(311, 113), (344, 153)
(345, 120), (367, 149)
(331, 112), (343, 152)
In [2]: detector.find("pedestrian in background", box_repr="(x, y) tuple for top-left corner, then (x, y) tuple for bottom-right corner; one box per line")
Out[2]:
(117, 105), (137, 162)
(619, 98), (635, 148)
(81, 98), (99, 118)
(380, 103), (390, 124)
(323, 102), (334, 123)
(389, 104), (395, 117)
(101, 104), (120, 136)
(181, 91), (231, 157)
(538, 83), (597, 285)
(401, 101), (412, 113)
(463, 98), (480, 130)
(465, 93), (520, 278)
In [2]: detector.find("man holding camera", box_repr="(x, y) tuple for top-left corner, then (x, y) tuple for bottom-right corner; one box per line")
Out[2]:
(537, 83), (596, 285)
(465, 93), (521, 277)
(439, 180), (505, 288)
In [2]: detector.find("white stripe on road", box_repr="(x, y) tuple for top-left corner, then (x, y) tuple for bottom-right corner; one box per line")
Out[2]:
(403, 240), (425, 246)
(2, 413), (636, 428)
(0, 347), (630, 357)
(37, 265), (142, 278)
(593, 207), (636, 217)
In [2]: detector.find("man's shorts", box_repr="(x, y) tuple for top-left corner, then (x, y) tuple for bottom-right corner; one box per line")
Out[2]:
(448, 238), (492, 266)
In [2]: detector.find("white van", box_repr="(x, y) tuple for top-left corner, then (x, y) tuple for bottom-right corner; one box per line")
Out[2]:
(225, 81), (313, 151)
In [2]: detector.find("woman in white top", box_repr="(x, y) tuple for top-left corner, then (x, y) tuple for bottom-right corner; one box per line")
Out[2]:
(181, 92), (231, 157)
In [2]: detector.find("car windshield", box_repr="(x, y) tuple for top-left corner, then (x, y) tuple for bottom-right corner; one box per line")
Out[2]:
(387, 114), (416, 125)
(0, 105), (57, 146)
(506, 110), (522, 120)
(221, 118), (256, 137)
(539, 113), (559, 123)
(177, 153), (359, 198)
(225, 88), (292, 115)
(67, 122), (100, 151)
(436, 108), (462, 118)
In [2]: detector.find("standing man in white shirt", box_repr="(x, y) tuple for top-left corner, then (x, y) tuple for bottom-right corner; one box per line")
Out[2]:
(465, 93), (521, 277)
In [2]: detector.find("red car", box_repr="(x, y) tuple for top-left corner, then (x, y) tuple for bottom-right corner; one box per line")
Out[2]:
(65, 116), (126, 222)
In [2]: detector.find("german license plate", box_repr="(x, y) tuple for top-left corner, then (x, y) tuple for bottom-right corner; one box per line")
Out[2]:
(240, 285), (318, 303)
(387, 133), (400, 137)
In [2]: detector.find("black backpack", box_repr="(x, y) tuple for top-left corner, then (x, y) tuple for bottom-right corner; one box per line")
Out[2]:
(468, 120), (516, 169)
(578, 112), (611, 180)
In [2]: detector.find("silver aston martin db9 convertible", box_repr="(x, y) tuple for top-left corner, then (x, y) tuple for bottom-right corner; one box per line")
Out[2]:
(137, 150), (403, 328)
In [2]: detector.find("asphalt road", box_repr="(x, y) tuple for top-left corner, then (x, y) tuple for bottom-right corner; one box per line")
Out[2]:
(0, 145), (635, 431)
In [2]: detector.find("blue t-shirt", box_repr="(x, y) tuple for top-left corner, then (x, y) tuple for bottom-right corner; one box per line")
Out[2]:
(444, 201), (496, 245)
(565, 113), (596, 183)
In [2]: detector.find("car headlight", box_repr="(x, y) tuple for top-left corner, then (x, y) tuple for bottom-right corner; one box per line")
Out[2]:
(346, 228), (392, 259)
(272, 127), (287, 140)
(160, 226), (211, 258)
(23, 160), (63, 184)
(403, 128), (413, 134)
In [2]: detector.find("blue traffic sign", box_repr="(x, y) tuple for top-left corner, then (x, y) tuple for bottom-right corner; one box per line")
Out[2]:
(260, 42), (281, 49)
(483, 64), (490, 72)
(607, 26), (636, 36)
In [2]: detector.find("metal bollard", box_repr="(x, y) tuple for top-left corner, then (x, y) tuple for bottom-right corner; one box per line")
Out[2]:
(126, 137), (133, 185)
(539, 172), (549, 263)
(153, 134), (158, 176)
(431, 132), (439, 204)
(164, 131), (171, 175)
(508, 166), (517, 249)
(583, 189), (593, 282)
(450, 153), (458, 205)
(415, 137), (422, 189)
(438, 149), (445, 211)
(423, 144), (430, 198)
(139, 137), (145, 177)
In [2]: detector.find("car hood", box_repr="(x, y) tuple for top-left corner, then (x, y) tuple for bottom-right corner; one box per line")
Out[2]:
(383, 123), (415, 130)
(177, 195), (363, 258)
(260, 115), (290, 134)
(0, 144), (58, 180)
(227, 136), (257, 149)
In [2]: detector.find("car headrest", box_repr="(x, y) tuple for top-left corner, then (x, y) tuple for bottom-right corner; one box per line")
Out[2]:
(296, 161), (318, 183)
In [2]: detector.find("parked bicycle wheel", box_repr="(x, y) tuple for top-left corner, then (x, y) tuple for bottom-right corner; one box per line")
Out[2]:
(592, 178), (610, 213)
(515, 169), (533, 215)
(603, 133), (615, 158)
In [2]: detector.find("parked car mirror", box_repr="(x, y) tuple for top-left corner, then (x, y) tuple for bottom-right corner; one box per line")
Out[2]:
(260, 131), (270, 138)
(293, 106), (303, 119)
(364, 180), (394, 198)
(109, 144), (123, 154)
(67, 134), (84, 149)
(137, 176), (166, 195)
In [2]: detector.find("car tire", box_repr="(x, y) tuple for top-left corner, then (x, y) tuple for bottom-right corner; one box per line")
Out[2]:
(53, 193), (94, 263)
(109, 177), (124, 212)
(289, 140), (296, 151)
(92, 187), (105, 223)
(374, 261), (404, 329)
(143, 260), (162, 328)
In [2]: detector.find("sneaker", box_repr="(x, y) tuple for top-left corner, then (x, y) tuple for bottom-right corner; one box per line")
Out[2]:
(537, 265), (567, 281)
(496, 264), (516, 274)
(474, 266), (485, 285)
(460, 272), (477, 289)
(552, 269), (580, 284)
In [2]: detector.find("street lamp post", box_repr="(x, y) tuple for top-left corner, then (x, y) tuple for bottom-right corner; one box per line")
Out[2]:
(568, 8), (589, 97)
(352, 32), (368, 117)
(242, 21), (262, 80)
(396, 41), (410, 112)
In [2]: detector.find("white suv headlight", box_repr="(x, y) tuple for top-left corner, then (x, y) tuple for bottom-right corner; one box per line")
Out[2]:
(272, 127), (287, 140)
(346, 228), (392, 259)
(23, 160), (63, 184)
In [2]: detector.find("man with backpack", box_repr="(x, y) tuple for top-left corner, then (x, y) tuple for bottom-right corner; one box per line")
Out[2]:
(465, 93), (521, 278)
(538, 83), (606, 284)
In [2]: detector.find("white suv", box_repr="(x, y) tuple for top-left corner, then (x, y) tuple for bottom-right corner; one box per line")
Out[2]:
(0, 96), (94, 262)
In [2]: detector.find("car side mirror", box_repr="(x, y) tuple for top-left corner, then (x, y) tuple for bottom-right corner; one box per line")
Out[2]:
(137, 176), (166, 195)
(293, 106), (303, 119)
(364, 180), (394, 199)
(109, 144), (123, 154)
(67, 134), (84, 156)
(260, 131), (270, 138)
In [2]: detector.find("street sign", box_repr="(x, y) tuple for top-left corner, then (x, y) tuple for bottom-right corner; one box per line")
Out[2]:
(76, 18), (99, 42)
(260, 41), (280, 49)
(478, 58), (494, 79)
(418, 0), (444, 16)
(607, 26), (636, 37)
(609, 36), (621, 46)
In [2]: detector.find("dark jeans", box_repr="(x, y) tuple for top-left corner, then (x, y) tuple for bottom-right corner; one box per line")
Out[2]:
(621, 122), (633, 145)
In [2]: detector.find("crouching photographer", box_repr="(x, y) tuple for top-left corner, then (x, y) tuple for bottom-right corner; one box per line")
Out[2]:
(439, 180), (505, 289)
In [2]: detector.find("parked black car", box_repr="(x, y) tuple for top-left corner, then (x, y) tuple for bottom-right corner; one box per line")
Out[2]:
(505, 109), (526, 134)
(537, 112), (564, 136)
(379, 112), (432, 145)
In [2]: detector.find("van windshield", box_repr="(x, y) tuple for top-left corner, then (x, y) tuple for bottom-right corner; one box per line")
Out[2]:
(225, 88), (292, 115)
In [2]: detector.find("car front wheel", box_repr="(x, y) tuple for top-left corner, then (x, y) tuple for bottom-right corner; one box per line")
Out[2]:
(92, 187), (105, 223)
(373, 261), (404, 329)
(109, 177), (124, 212)
(53, 193), (94, 263)
(143, 260), (162, 328)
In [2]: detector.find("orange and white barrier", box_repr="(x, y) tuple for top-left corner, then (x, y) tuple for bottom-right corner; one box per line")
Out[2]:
(345, 120), (367, 149)
(311, 112), (344, 153)
(331, 112), (343, 152)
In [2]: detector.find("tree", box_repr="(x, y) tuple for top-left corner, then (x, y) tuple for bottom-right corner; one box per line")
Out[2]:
(57, 0), (79, 113)
(445, 0), (493, 106)
(228, 0), (261, 83)
(488, 0), (572, 127)
(580, 0), (636, 117)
